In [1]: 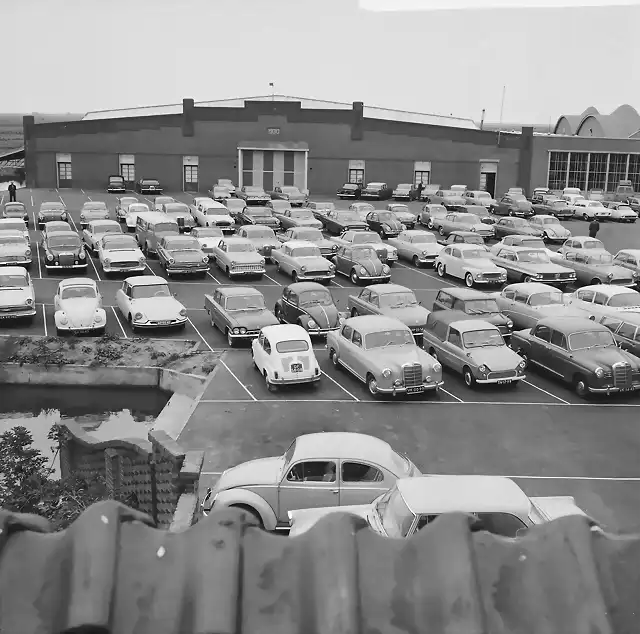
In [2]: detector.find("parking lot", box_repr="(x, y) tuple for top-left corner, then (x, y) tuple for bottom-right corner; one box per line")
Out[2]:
(5, 186), (640, 531)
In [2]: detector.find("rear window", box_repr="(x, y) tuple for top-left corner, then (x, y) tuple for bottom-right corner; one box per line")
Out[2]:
(276, 339), (309, 353)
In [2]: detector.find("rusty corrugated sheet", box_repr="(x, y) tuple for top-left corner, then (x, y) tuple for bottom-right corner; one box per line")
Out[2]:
(0, 501), (638, 634)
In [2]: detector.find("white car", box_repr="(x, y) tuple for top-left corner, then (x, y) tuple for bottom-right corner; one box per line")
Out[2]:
(348, 202), (375, 222)
(330, 230), (398, 263)
(79, 201), (110, 229)
(251, 324), (321, 391)
(0, 266), (36, 322)
(559, 236), (607, 257)
(115, 276), (187, 332)
(0, 230), (32, 268)
(82, 219), (123, 253)
(528, 215), (571, 243)
(387, 230), (443, 267)
(152, 196), (176, 211)
(607, 204), (637, 223)
(435, 243), (507, 287)
(386, 203), (417, 227)
(463, 190), (496, 208)
(115, 196), (139, 222)
(572, 200), (611, 221)
(97, 233), (146, 276)
(563, 285), (640, 320)
(124, 202), (151, 232)
(0, 218), (29, 241)
(53, 278), (106, 335)
(190, 226), (224, 255)
(190, 197), (235, 232)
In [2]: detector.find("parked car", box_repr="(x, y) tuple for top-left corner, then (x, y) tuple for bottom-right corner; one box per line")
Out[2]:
(106, 175), (126, 193)
(337, 183), (363, 199)
(190, 198), (236, 232)
(563, 285), (640, 320)
(157, 202), (196, 232)
(152, 196), (176, 211)
(438, 231), (488, 249)
(491, 245), (577, 288)
(252, 324), (321, 390)
(37, 201), (67, 228)
(224, 198), (246, 220)
(123, 202), (151, 232)
(532, 197), (574, 220)
(274, 282), (346, 334)
(321, 209), (368, 235)
(269, 186), (307, 206)
(199, 431), (420, 528)
(531, 187), (551, 203)
(288, 475), (588, 537)
(348, 284), (430, 340)
(587, 188), (605, 201)
(491, 194), (535, 217)
(604, 202), (637, 223)
(156, 234), (209, 277)
(613, 249), (640, 279)
(0, 231), (31, 268)
(0, 219), (29, 244)
(208, 186), (231, 203)
(493, 217), (543, 240)
(237, 206), (281, 231)
(598, 313), (640, 359)
(210, 237), (266, 279)
(204, 286), (279, 347)
(0, 266), (36, 322)
(238, 186), (270, 205)
(42, 231), (87, 273)
(365, 210), (404, 238)
(422, 311), (525, 387)
(348, 202), (375, 221)
(419, 184), (440, 201)
(385, 203), (417, 228)
(419, 204), (449, 230)
(550, 250), (638, 287)
(82, 219), (123, 254)
(328, 315), (442, 397)
(464, 204), (496, 225)
(3, 202), (28, 223)
(506, 187), (525, 196)
(450, 184), (468, 194)
(236, 225), (280, 261)
(53, 278), (106, 336)
(135, 179), (163, 195)
(271, 240), (335, 283)
(217, 178), (236, 196)
(435, 243), (507, 288)
(432, 212), (495, 240)
(115, 196), (140, 222)
(97, 233), (145, 276)
(431, 287), (513, 338)
(489, 235), (551, 257)
(628, 196), (640, 214)
(115, 276), (187, 332)
(464, 190), (496, 208)
(267, 198), (293, 214)
(528, 215), (572, 242)
(271, 207), (322, 230)
(39, 221), (73, 245)
(305, 201), (336, 220)
(510, 316), (640, 398)
(391, 183), (418, 201)
(558, 236), (607, 257)
(492, 283), (585, 330)
(387, 230), (443, 267)
(360, 182), (393, 201)
(572, 199), (611, 221)
(333, 245), (391, 285)
(190, 227), (224, 255)
(79, 201), (109, 229)
(330, 230), (397, 264)
(426, 189), (466, 209)
(278, 227), (337, 259)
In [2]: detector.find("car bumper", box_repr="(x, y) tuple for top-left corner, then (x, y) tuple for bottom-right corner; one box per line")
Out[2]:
(416, 255), (437, 266)
(271, 373), (322, 385)
(103, 264), (146, 273)
(133, 317), (188, 329)
(0, 258), (31, 266)
(0, 307), (36, 319)
(358, 274), (392, 282)
(107, 187), (126, 193)
(307, 326), (340, 336)
(473, 277), (507, 285)
(228, 331), (261, 340)
(337, 193), (358, 198)
(382, 230), (402, 237)
(589, 383), (640, 394)
(298, 273), (335, 281)
(545, 235), (570, 242)
(376, 380), (444, 395)
(476, 374), (525, 385)
(393, 195), (411, 200)
(45, 262), (89, 270)
(165, 265), (209, 275)
(229, 268), (266, 276)
(55, 323), (105, 334)
(385, 253), (399, 262)
(140, 189), (163, 194)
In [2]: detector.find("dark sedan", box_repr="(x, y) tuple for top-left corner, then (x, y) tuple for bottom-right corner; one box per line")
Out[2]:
(365, 210), (404, 238)
(493, 217), (544, 239)
(42, 232), (88, 273)
(135, 179), (163, 195)
(360, 182), (393, 201)
(337, 183), (363, 199)
(107, 175), (126, 193)
(492, 194), (535, 217)
(274, 282), (345, 335)
(321, 210), (368, 235)
(532, 197), (574, 220)
(237, 206), (281, 230)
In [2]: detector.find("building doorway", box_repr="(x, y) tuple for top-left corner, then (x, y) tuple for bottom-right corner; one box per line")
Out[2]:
(120, 164), (135, 189)
(480, 162), (498, 197)
(348, 168), (364, 184)
(57, 162), (72, 188)
(184, 165), (199, 192)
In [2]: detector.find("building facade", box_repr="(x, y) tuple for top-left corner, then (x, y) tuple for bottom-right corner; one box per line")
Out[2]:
(22, 97), (640, 196)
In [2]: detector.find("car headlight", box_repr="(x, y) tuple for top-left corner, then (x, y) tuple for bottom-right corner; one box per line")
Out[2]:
(80, 214), (85, 220)
(518, 360), (526, 370)
(422, 250), (429, 257)
(471, 227), (476, 232)
(104, 213), (110, 219)
(203, 256), (209, 263)
(478, 364), (488, 374)
(432, 362), (442, 373)
(301, 265), (307, 272)
(94, 312), (104, 323)
(25, 298), (33, 306)
(308, 319), (319, 329)
(59, 314), (68, 325)
(595, 367), (605, 378)
(382, 224), (390, 231)
(328, 263), (335, 271)
(168, 258), (175, 264)
(239, 327), (247, 334)
(381, 368), (392, 378)
(232, 327), (240, 334)
(133, 312), (145, 322)
(61, 212), (67, 220)
(79, 251), (86, 259)
(382, 264), (390, 273)
(104, 258), (111, 265)
(260, 258), (266, 265)
(139, 258), (145, 265)
(25, 249), (31, 256)
(507, 319), (513, 328)
(332, 245), (338, 251)
(359, 266), (367, 275)
(46, 253), (54, 261)
(179, 308), (187, 317)
(607, 273), (614, 280)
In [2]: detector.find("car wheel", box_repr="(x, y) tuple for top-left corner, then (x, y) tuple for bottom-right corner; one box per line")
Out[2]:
(329, 348), (340, 368)
(542, 231), (549, 241)
(515, 349), (528, 366)
(292, 271), (299, 282)
(437, 262), (446, 277)
(252, 352), (259, 371)
(583, 213), (589, 221)
(590, 278), (602, 285)
(128, 314), (138, 334)
(350, 269), (359, 285)
(463, 366), (476, 388)
(265, 371), (277, 392)
(225, 266), (232, 278)
(574, 374), (589, 399)
(275, 306), (284, 323)
(367, 373), (379, 397)
(350, 307), (358, 317)
(438, 226), (445, 236)
(427, 220), (434, 230)
(412, 255), (420, 267)
(228, 504), (264, 529)
(226, 329), (236, 348)
(523, 275), (535, 283)
(464, 273), (475, 287)
(509, 210), (515, 217)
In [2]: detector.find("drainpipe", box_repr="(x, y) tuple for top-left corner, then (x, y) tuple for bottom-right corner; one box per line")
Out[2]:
(480, 109), (485, 131)
(149, 456), (158, 526)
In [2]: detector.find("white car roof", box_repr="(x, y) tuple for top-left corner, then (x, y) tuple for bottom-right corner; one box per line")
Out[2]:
(222, 237), (253, 245)
(201, 200), (228, 209)
(261, 323), (311, 343)
(282, 240), (320, 249)
(0, 230), (25, 238)
(453, 243), (488, 251)
(125, 275), (168, 286)
(0, 218), (26, 225)
(58, 278), (97, 289)
(578, 285), (640, 296)
(503, 282), (559, 294)
(0, 265), (29, 276)
(617, 249), (640, 257)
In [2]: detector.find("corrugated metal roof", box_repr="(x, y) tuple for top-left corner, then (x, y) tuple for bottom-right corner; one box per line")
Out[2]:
(82, 95), (479, 129)
(0, 501), (638, 633)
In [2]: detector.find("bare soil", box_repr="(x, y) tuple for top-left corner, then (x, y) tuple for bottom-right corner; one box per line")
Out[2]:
(0, 334), (220, 377)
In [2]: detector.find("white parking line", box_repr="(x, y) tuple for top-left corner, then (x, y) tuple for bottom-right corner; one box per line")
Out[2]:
(42, 305), (47, 336)
(87, 253), (102, 281)
(331, 279), (345, 288)
(206, 271), (222, 284)
(196, 399), (640, 407)
(87, 195), (93, 201)
(440, 387), (464, 402)
(144, 263), (155, 275)
(220, 359), (259, 401)
(58, 194), (65, 205)
(396, 262), (443, 283)
(30, 194), (34, 207)
(67, 214), (79, 232)
(264, 274), (281, 285)
(320, 371), (360, 402)
(80, 189), (85, 195)
(111, 307), (128, 338)
(35, 241), (42, 279)
(523, 379), (570, 404)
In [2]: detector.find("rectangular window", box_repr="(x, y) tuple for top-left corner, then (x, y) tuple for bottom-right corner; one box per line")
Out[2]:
(547, 151), (568, 190)
(414, 171), (430, 187)
(607, 153), (628, 192)
(283, 151), (295, 172)
(567, 152), (588, 190)
(627, 154), (640, 193)
(263, 150), (274, 172)
(283, 171), (295, 186)
(120, 164), (135, 182)
(184, 165), (198, 183)
(242, 150), (253, 187)
(348, 168), (364, 184)
(57, 162), (72, 186)
(587, 153), (607, 191)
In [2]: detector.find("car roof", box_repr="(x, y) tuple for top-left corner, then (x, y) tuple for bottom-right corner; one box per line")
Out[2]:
(125, 275), (167, 286)
(509, 245), (546, 252)
(119, 197), (138, 202)
(343, 314), (409, 333)
(573, 236), (602, 243)
(503, 282), (559, 294)
(537, 316), (609, 334)
(163, 235), (197, 242)
(0, 265), (29, 275)
(261, 324), (310, 342)
(90, 219), (120, 227)
(455, 243), (489, 251)
(102, 233), (135, 241)
(396, 475), (531, 516)
(200, 200), (228, 208)
(219, 286), (263, 297)
(4, 201), (25, 207)
(0, 229), (25, 237)
(44, 221), (71, 228)
(287, 281), (330, 293)
(0, 218), (26, 224)
(242, 224), (275, 232)
(438, 287), (494, 300)
(223, 236), (252, 244)
(400, 229), (433, 237)
(448, 231), (477, 237)
(282, 240), (319, 249)
(578, 284), (639, 296)
(531, 215), (558, 220)
(428, 310), (495, 332)
(365, 283), (411, 294)
(58, 277), (97, 288)
(292, 432), (403, 467)
(40, 201), (64, 207)
(618, 249), (640, 257)
(82, 201), (107, 207)
(164, 202), (189, 209)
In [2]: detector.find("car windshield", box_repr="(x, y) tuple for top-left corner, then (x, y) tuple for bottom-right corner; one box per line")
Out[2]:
(353, 234), (381, 244)
(4, 205), (25, 213)
(0, 235), (24, 245)
(153, 223), (179, 234)
(411, 234), (436, 244)
(94, 225), (122, 235)
(61, 286), (96, 300)
(131, 284), (171, 299)
(205, 207), (228, 216)
(219, 180), (233, 187)
(464, 299), (500, 314)
(568, 330), (616, 351)
(228, 243), (255, 253)
(285, 210), (310, 219)
(83, 202), (107, 210)
(462, 328), (504, 348)
(275, 339), (309, 353)
(379, 291), (418, 308)
(245, 187), (264, 194)
(295, 229), (322, 241)
(109, 177), (123, 183)
(511, 218), (529, 226)
(443, 192), (458, 198)
(246, 209), (271, 217)
(608, 292), (640, 307)
(588, 202), (603, 208)
(129, 205), (149, 213)
(476, 192), (491, 199)
(512, 195), (527, 201)
(41, 204), (64, 211)
(377, 212), (394, 222)
(540, 217), (561, 225)
(195, 228), (223, 238)
(517, 249), (550, 263)
(281, 187), (300, 194)
(376, 488), (415, 538)
(616, 206), (633, 213)
(225, 294), (266, 311)
(1, 221), (25, 230)
(120, 198), (138, 206)
(528, 291), (564, 306)
(292, 247), (321, 258)
(166, 239), (200, 250)
(165, 204), (190, 214)
(516, 239), (545, 249)
(462, 249), (487, 259)
(355, 204), (374, 211)
(143, 180), (160, 186)
(343, 184), (358, 190)
(584, 240), (604, 249)
(102, 236), (138, 250)
(0, 273), (28, 287)
(214, 187), (229, 194)
(49, 235), (81, 249)
(299, 290), (333, 307)
(246, 227), (275, 238)
(351, 247), (377, 261)
(396, 185), (411, 191)
(458, 235), (484, 245)
(364, 329), (414, 349)
(587, 253), (614, 264)
(337, 212), (360, 222)
(551, 201), (568, 208)
(393, 206), (410, 213)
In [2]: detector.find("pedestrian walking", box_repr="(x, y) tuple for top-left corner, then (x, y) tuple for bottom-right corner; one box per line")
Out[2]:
(415, 181), (424, 201)
(588, 218), (600, 238)
(8, 181), (17, 202)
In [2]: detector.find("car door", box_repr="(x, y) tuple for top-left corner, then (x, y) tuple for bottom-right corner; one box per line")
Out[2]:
(338, 460), (391, 507)
(352, 288), (372, 315)
(210, 289), (227, 330)
(348, 328), (368, 379)
(442, 327), (466, 373)
(495, 248), (518, 280)
(570, 288), (595, 316)
(528, 324), (556, 372)
(116, 281), (130, 316)
(156, 237), (168, 265)
(283, 289), (303, 323)
(334, 246), (351, 275)
(545, 329), (572, 380)
(277, 460), (339, 521)
(447, 247), (464, 279)
(432, 290), (454, 312)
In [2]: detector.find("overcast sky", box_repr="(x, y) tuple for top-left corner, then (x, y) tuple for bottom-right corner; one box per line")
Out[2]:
(6, 0), (639, 123)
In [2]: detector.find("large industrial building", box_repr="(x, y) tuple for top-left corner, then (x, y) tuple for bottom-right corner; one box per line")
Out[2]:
(20, 96), (640, 196)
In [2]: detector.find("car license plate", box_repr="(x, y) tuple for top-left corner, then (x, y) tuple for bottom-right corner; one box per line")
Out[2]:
(158, 320), (171, 325)
(74, 329), (90, 334)
(0, 314), (19, 319)
(407, 386), (424, 394)
(497, 379), (513, 385)
(619, 387), (635, 392)
(290, 363), (303, 373)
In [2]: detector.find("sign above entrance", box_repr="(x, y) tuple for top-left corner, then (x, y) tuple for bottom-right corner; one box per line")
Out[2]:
(267, 127), (281, 135)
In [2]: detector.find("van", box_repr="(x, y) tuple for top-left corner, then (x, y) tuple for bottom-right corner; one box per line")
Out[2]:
(135, 212), (179, 256)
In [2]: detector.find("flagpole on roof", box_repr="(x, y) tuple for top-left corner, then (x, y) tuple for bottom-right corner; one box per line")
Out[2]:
(269, 83), (275, 101)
